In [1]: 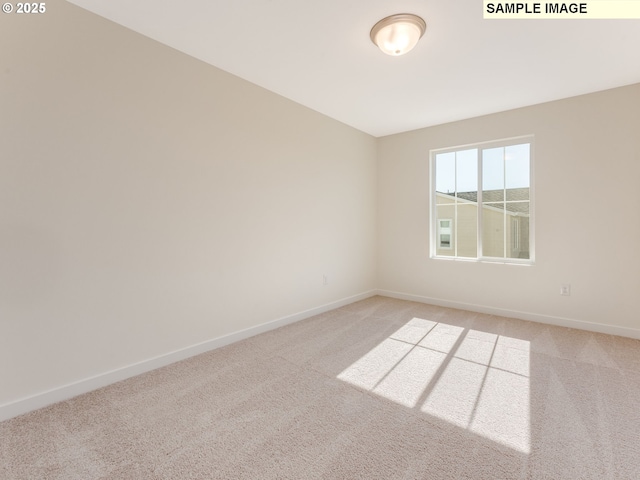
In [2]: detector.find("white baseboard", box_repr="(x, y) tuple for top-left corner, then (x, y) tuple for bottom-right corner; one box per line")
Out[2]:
(377, 289), (640, 340)
(0, 290), (376, 423)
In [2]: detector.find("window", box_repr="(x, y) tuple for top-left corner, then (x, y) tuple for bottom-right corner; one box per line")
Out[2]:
(438, 219), (452, 249)
(430, 136), (533, 263)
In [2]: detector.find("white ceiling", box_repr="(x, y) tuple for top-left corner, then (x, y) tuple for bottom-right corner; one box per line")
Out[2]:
(67, 0), (640, 137)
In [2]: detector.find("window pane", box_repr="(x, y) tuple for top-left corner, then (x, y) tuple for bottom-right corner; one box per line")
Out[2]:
(506, 202), (530, 259)
(505, 144), (530, 190)
(482, 147), (504, 192)
(456, 204), (477, 258)
(505, 143), (530, 202)
(507, 218), (530, 259)
(456, 149), (477, 196)
(482, 203), (504, 258)
(435, 152), (455, 200)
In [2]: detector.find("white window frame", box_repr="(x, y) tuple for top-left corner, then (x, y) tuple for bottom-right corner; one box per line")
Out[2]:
(429, 135), (535, 264)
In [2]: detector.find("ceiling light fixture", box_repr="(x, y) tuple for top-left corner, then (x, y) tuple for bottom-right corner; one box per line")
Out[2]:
(370, 14), (426, 56)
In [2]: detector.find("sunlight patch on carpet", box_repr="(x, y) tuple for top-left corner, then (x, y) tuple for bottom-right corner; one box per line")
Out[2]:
(337, 318), (531, 454)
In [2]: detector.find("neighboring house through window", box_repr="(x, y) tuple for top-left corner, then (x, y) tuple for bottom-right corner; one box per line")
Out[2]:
(430, 136), (534, 263)
(438, 219), (452, 249)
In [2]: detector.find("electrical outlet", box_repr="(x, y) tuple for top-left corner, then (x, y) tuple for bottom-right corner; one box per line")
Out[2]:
(560, 284), (571, 296)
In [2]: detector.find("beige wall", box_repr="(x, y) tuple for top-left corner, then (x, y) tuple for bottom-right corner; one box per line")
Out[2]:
(0, 2), (376, 406)
(378, 83), (640, 332)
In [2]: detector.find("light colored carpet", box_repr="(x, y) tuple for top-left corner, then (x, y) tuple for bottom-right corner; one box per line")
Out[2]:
(2, 296), (640, 479)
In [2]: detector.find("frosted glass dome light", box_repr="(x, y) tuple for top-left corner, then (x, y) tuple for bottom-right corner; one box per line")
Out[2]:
(370, 14), (426, 56)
